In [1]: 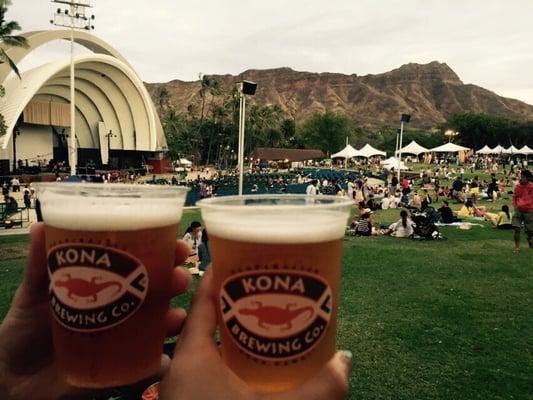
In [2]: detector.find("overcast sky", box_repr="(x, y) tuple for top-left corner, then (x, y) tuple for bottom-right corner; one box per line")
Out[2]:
(7, 0), (533, 104)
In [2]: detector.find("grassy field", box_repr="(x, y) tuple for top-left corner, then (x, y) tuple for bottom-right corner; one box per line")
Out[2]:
(0, 204), (532, 399)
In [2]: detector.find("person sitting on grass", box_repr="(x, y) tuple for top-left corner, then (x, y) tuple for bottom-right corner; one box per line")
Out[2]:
(411, 191), (421, 208)
(389, 192), (400, 209)
(365, 194), (380, 211)
(183, 221), (203, 255)
(354, 208), (373, 236)
(457, 200), (486, 218)
(486, 178), (499, 201)
(380, 193), (390, 210)
(470, 176), (480, 202)
(438, 200), (460, 224)
(383, 210), (414, 238)
(485, 205), (513, 230)
(197, 229), (211, 274)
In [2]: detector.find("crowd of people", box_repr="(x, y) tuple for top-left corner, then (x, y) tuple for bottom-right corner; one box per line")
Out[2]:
(345, 166), (532, 252)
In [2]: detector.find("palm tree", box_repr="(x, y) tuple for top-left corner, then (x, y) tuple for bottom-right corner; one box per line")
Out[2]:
(156, 87), (171, 113)
(0, 0), (28, 79)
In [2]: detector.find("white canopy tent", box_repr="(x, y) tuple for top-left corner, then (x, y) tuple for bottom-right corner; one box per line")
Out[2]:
(178, 158), (192, 165)
(519, 145), (533, 155)
(382, 157), (408, 170)
(429, 143), (470, 153)
(491, 145), (505, 154)
(331, 144), (362, 159)
(476, 145), (493, 155)
(396, 140), (428, 156)
(501, 145), (523, 155)
(358, 144), (386, 158)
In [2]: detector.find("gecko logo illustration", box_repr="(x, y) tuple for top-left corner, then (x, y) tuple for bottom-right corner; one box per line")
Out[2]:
(220, 271), (332, 361)
(48, 244), (148, 332)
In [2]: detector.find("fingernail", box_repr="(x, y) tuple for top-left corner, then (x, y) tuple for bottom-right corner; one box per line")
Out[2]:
(340, 350), (353, 363)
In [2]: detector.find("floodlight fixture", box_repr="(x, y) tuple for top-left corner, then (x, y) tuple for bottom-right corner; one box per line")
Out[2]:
(401, 113), (411, 123)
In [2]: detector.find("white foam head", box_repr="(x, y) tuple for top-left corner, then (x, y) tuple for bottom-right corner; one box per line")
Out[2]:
(199, 195), (352, 243)
(36, 183), (188, 231)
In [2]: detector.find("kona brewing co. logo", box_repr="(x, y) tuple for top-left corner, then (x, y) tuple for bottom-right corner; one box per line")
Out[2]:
(48, 244), (148, 332)
(221, 270), (332, 361)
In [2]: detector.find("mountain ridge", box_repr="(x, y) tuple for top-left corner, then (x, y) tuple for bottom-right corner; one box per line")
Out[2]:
(146, 61), (533, 128)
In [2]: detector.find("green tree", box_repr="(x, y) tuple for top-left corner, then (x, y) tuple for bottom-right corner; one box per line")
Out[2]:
(442, 112), (533, 148)
(155, 86), (171, 114)
(0, 0), (28, 135)
(162, 109), (191, 160)
(246, 104), (285, 152)
(297, 111), (353, 155)
(0, 0), (28, 78)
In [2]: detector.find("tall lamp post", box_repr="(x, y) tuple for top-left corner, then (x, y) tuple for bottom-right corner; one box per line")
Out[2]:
(50, 0), (95, 176)
(237, 80), (257, 195)
(396, 113), (410, 183)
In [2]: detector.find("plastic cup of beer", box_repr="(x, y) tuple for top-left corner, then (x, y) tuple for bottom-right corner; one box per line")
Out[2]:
(199, 194), (352, 392)
(35, 183), (188, 388)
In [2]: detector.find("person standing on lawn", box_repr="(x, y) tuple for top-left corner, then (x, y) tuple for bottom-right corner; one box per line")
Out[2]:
(512, 169), (533, 253)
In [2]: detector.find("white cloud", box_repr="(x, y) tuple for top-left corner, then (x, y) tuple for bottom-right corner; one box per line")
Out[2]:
(6, 0), (533, 104)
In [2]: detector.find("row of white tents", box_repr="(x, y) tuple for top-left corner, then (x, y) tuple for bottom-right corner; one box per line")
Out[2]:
(476, 145), (533, 155)
(332, 141), (533, 159)
(331, 144), (386, 159)
(332, 141), (471, 159)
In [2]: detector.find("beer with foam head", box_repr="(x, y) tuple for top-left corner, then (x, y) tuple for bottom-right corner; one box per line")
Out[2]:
(36, 183), (188, 388)
(199, 195), (352, 392)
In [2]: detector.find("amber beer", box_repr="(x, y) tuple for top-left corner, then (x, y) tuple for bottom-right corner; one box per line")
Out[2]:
(199, 195), (352, 392)
(36, 183), (188, 388)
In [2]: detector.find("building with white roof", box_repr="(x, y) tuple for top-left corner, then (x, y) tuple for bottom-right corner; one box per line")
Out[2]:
(0, 30), (166, 173)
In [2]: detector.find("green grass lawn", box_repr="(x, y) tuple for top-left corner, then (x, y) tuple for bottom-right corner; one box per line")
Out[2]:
(0, 207), (531, 399)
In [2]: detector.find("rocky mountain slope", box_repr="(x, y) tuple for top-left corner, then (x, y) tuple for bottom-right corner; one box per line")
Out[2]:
(146, 61), (533, 128)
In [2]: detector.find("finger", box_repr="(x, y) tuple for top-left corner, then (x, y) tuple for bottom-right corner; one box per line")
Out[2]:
(273, 351), (352, 400)
(159, 354), (171, 377)
(176, 268), (218, 351)
(171, 266), (192, 296)
(18, 222), (48, 305)
(175, 240), (191, 265)
(165, 307), (187, 337)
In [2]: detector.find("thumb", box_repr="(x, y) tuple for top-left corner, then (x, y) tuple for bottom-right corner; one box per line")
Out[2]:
(16, 222), (49, 307)
(273, 351), (352, 400)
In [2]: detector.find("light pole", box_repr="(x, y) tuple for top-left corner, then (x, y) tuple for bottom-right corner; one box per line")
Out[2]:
(237, 81), (257, 195)
(12, 127), (20, 173)
(50, 1), (95, 176)
(396, 114), (410, 183)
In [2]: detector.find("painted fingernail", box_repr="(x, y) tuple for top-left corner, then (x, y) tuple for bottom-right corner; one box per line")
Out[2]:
(340, 350), (353, 363)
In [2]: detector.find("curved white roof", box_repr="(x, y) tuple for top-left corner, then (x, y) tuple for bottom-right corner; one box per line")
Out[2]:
(0, 55), (166, 152)
(0, 30), (132, 82)
(0, 30), (166, 153)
